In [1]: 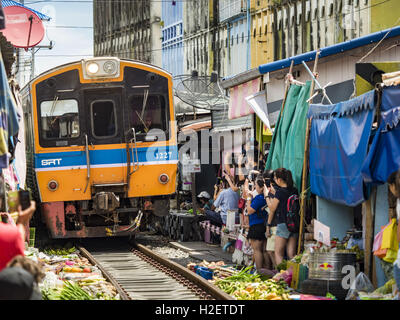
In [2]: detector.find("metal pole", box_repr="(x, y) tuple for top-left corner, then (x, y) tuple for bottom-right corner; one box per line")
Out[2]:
(30, 48), (35, 80)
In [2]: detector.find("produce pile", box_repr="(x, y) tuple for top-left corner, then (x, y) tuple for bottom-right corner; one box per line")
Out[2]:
(212, 266), (291, 300)
(25, 246), (120, 300)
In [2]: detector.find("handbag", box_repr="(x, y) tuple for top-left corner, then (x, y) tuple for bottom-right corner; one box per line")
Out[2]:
(381, 218), (399, 263)
(238, 198), (246, 210)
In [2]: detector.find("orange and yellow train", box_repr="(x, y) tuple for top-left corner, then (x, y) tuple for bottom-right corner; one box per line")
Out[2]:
(21, 57), (178, 238)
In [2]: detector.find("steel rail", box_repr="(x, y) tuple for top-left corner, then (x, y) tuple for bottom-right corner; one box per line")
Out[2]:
(134, 243), (233, 300)
(78, 245), (131, 300)
(78, 241), (233, 300)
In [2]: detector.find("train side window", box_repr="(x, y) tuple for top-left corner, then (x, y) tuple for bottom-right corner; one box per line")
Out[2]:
(129, 94), (167, 138)
(91, 100), (117, 138)
(40, 99), (80, 140)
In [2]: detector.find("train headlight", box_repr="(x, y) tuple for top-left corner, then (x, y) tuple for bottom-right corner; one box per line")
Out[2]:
(48, 180), (59, 191)
(82, 58), (120, 79)
(86, 62), (99, 75)
(159, 174), (169, 184)
(103, 60), (117, 74)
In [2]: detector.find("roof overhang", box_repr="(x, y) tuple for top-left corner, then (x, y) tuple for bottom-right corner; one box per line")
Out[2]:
(221, 26), (400, 90)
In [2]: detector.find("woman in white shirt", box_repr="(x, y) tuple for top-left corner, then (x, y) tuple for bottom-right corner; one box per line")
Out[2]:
(388, 170), (400, 294)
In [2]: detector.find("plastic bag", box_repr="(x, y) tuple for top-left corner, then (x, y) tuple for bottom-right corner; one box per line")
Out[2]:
(345, 272), (375, 300)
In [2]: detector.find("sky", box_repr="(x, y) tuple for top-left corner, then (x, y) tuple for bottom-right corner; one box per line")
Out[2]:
(19, 0), (93, 85)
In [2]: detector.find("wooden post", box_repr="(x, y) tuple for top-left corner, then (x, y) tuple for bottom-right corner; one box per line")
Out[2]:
(297, 50), (320, 255)
(364, 187), (377, 282)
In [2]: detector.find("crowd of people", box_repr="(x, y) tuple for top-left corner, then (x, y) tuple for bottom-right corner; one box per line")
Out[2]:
(196, 141), (301, 272)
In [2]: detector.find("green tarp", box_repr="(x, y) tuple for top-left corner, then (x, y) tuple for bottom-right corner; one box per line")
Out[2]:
(265, 81), (311, 190)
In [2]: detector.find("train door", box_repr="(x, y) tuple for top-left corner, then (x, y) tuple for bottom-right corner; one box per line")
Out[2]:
(83, 89), (127, 188)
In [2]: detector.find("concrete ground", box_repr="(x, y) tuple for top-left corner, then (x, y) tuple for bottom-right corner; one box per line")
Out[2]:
(169, 241), (234, 265)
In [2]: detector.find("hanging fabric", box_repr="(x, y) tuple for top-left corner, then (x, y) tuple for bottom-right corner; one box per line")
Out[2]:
(307, 90), (375, 207)
(265, 84), (303, 170)
(0, 54), (20, 169)
(362, 85), (400, 184)
(283, 81), (311, 190)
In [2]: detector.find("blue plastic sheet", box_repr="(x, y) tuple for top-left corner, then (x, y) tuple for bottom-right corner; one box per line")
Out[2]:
(362, 86), (400, 184)
(308, 90), (375, 207)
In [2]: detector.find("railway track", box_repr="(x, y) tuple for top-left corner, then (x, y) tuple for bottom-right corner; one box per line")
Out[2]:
(77, 239), (232, 300)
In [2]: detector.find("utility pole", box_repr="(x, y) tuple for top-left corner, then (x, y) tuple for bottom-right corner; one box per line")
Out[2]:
(30, 41), (54, 80)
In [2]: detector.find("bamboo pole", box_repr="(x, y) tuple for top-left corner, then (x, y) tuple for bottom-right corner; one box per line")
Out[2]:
(297, 50), (320, 255)
(279, 60), (295, 118)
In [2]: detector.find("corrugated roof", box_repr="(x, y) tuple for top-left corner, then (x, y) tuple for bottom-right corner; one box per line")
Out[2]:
(1, 0), (51, 21)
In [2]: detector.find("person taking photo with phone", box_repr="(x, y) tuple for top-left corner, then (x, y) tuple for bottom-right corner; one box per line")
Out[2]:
(0, 201), (36, 272)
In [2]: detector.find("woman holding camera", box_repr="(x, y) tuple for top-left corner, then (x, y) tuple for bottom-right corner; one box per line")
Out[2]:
(266, 168), (298, 266)
(244, 178), (272, 270)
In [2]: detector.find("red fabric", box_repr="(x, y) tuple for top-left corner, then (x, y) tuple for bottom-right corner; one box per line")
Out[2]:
(0, 223), (25, 271)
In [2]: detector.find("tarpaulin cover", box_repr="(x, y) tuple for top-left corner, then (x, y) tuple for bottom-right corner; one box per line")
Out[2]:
(0, 53), (19, 168)
(362, 85), (400, 184)
(266, 83), (308, 175)
(308, 90), (375, 207)
(282, 81), (311, 190)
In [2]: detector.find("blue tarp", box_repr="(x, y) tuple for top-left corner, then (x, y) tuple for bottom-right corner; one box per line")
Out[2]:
(362, 85), (400, 184)
(308, 90), (375, 207)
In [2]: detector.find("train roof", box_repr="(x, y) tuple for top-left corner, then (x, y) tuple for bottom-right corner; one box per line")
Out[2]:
(21, 57), (172, 93)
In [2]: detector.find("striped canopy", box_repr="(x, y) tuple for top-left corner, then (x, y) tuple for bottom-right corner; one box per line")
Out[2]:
(1, 0), (51, 21)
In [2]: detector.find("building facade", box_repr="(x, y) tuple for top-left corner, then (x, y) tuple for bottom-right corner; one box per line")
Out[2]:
(93, 0), (162, 66)
(161, 0), (184, 77)
(269, 0), (399, 61)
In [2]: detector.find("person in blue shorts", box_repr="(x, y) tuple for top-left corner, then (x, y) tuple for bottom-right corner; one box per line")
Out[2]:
(266, 168), (298, 266)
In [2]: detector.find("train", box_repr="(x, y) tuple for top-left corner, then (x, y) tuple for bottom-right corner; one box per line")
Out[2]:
(20, 57), (178, 238)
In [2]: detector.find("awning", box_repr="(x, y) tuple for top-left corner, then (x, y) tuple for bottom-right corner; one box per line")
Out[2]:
(245, 90), (271, 130)
(221, 26), (400, 90)
(181, 120), (212, 132)
(1, 0), (51, 21)
(228, 78), (260, 120)
(362, 85), (400, 184)
(308, 90), (375, 207)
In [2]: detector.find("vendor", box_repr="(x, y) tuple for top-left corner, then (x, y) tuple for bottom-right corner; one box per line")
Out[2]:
(388, 169), (400, 295)
(197, 191), (213, 213)
(205, 177), (239, 228)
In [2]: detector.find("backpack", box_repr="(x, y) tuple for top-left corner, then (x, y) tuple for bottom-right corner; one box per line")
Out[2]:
(286, 194), (300, 233)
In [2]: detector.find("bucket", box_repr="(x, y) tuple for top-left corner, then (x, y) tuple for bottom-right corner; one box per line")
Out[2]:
(308, 252), (356, 281)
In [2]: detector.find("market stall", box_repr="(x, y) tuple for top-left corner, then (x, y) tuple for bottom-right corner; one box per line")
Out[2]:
(24, 245), (120, 300)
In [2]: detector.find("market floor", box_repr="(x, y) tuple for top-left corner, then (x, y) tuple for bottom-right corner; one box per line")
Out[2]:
(169, 241), (234, 265)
